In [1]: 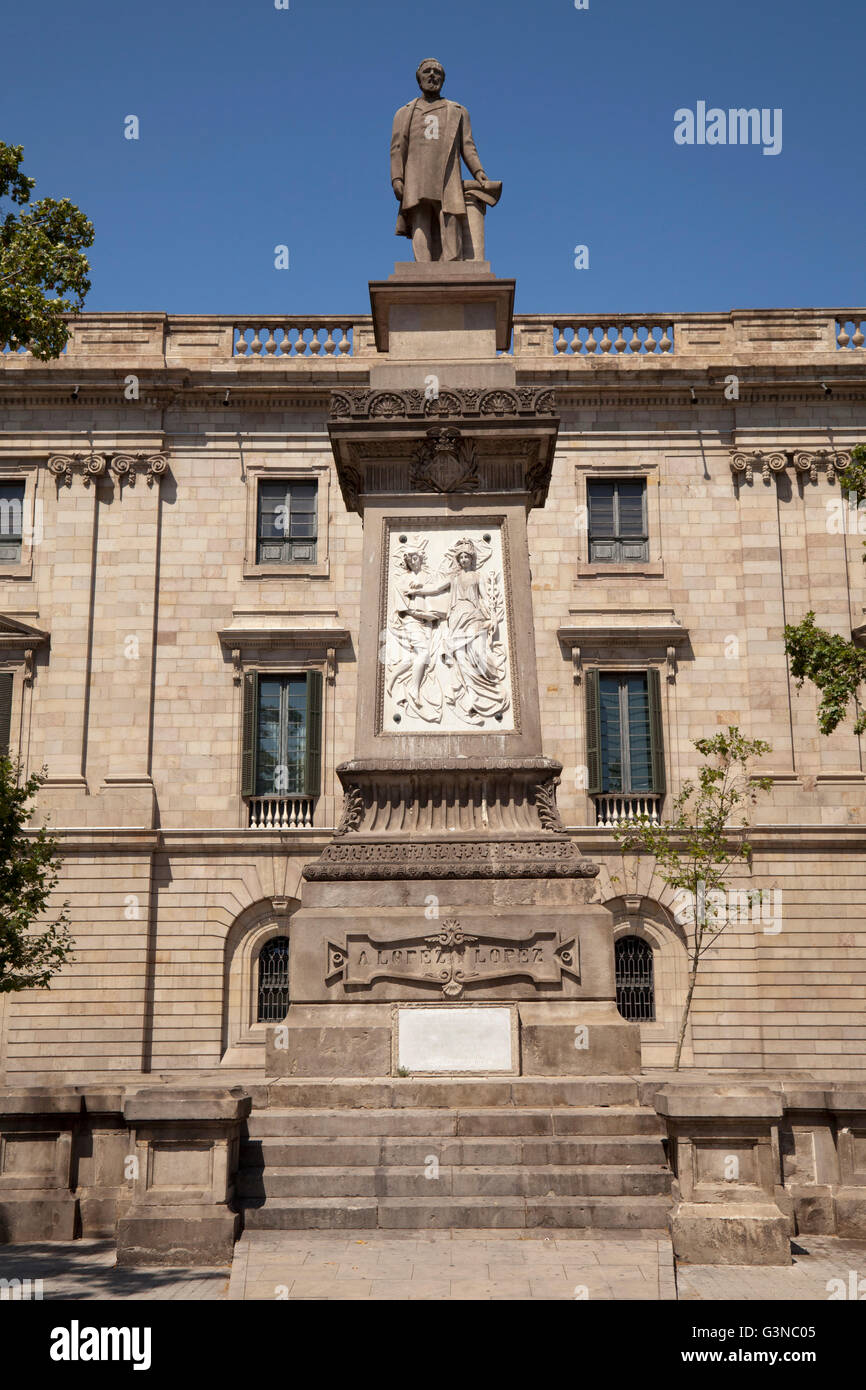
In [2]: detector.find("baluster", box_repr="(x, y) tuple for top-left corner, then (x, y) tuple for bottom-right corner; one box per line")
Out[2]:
(854, 323), (865, 348)
(249, 328), (262, 356)
(599, 326), (612, 354)
(234, 327), (247, 357)
(659, 326), (673, 354)
(264, 330), (277, 355)
(554, 324), (568, 355)
(643, 327), (656, 354)
(293, 328), (307, 356)
(837, 321), (851, 349)
(278, 328), (291, 356)
(629, 326), (641, 354)
(323, 327), (337, 355)
(337, 327), (351, 355)
(613, 325), (627, 355)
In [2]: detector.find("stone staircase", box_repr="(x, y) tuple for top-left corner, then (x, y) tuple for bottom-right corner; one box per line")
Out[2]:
(236, 1077), (672, 1231)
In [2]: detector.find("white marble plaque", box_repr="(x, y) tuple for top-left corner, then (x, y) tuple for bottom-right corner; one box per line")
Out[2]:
(396, 1005), (516, 1073)
(383, 525), (514, 732)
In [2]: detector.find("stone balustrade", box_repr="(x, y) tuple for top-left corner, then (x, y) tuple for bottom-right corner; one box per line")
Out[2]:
(247, 794), (315, 829)
(234, 321), (354, 357)
(552, 321), (675, 355)
(594, 793), (662, 828)
(1, 307), (862, 366)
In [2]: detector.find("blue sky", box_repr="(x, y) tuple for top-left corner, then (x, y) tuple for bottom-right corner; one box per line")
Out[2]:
(2, 0), (863, 315)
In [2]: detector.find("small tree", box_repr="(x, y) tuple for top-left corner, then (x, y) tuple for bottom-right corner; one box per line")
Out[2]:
(0, 142), (93, 359)
(784, 445), (866, 734)
(0, 758), (73, 992)
(613, 728), (772, 1070)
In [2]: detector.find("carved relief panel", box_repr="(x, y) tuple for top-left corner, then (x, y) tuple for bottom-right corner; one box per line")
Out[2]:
(380, 521), (515, 734)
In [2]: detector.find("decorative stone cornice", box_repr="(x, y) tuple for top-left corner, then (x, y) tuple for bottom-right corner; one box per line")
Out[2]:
(729, 448), (851, 484)
(47, 451), (168, 487)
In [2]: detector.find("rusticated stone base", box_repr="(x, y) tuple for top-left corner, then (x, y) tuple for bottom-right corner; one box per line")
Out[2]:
(265, 1002), (640, 1079)
(116, 1206), (240, 1267)
(834, 1188), (866, 1239)
(0, 1194), (79, 1243)
(670, 1201), (792, 1265)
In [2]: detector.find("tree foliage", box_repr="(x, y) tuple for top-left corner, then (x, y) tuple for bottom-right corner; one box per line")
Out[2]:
(783, 443), (866, 736)
(613, 728), (772, 1069)
(0, 758), (73, 993)
(0, 142), (93, 360)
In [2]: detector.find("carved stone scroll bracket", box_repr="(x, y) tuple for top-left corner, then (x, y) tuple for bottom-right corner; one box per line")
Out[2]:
(336, 783), (365, 835)
(535, 777), (565, 833)
(570, 644), (582, 684)
(729, 448), (851, 486)
(666, 645), (677, 682)
(23, 647), (35, 685)
(47, 451), (168, 490)
(47, 452), (107, 488)
(326, 647), (337, 684)
(231, 648), (242, 684)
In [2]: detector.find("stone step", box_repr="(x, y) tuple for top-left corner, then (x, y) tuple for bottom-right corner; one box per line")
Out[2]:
(243, 1106), (663, 1140)
(238, 1194), (672, 1231)
(259, 1077), (640, 1110)
(237, 1163), (673, 1200)
(241, 1133), (665, 1168)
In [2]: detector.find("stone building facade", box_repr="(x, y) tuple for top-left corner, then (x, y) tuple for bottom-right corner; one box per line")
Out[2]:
(1, 304), (865, 1083)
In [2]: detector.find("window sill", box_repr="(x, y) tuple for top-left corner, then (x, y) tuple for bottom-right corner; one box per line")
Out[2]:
(575, 560), (664, 578)
(244, 560), (330, 580)
(0, 563), (33, 581)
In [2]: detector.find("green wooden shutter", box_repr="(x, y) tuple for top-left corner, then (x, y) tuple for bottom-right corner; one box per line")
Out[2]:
(303, 669), (323, 797)
(584, 668), (602, 795)
(647, 666), (666, 795)
(241, 670), (258, 797)
(0, 673), (12, 756)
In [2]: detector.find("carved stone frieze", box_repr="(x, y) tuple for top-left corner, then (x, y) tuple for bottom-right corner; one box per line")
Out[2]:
(730, 448), (851, 484)
(329, 386), (555, 422)
(303, 836), (598, 881)
(325, 917), (580, 997)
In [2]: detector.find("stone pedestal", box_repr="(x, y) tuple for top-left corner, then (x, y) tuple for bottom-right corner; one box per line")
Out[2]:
(269, 265), (635, 1079)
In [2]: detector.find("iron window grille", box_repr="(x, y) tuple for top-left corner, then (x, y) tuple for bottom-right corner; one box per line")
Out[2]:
(257, 936), (290, 1022)
(615, 935), (655, 1021)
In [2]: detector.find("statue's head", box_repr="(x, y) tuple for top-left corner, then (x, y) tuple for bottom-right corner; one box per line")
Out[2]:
(403, 550), (424, 573)
(415, 58), (445, 96)
(454, 540), (477, 570)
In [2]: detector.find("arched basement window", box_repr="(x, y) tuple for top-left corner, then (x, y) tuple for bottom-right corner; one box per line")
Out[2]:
(615, 935), (655, 1022)
(257, 936), (290, 1022)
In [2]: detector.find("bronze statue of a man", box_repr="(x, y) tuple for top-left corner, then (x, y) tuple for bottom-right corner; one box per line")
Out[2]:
(391, 58), (499, 263)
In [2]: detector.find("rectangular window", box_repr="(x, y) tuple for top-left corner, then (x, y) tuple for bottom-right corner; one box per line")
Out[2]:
(585, 668), (665, 795)
(256, 480), (318, 564)
(0, 673), (12, 756)
(587, 479), (648, 562)
(0, 483), (25, 564)
(241, 670), (322, 799)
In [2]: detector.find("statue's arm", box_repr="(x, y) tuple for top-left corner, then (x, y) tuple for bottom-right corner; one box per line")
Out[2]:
(390, 105), (408, 196)
(458, 106), (486, 181)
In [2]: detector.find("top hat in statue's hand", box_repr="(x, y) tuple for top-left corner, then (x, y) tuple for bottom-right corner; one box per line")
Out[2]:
(463, 178), (502, 207)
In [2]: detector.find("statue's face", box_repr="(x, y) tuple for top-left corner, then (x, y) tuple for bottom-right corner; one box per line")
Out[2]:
(417, 61), (444, 96)
(457, 550), (474, 570)
(406, 552), (424, 572)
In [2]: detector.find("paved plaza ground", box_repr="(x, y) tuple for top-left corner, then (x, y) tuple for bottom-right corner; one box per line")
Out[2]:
(1, 1231), (864, 1301)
